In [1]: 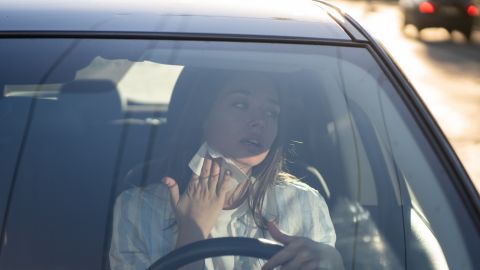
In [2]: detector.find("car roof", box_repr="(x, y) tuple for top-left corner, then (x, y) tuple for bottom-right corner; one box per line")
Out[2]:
(0, 0), (367, 41)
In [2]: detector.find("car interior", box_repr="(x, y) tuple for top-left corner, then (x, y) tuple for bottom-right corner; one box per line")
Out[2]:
(0, 38), (464, 270)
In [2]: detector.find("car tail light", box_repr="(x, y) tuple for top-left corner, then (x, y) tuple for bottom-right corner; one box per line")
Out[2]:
(419, 2), (435, 13)
(466, 4), (478, 16)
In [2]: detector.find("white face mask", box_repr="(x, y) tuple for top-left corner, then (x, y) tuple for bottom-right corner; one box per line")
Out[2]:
(189, 142), (250, 189)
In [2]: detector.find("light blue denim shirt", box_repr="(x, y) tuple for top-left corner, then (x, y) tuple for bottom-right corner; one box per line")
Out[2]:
(109, 180), (336, 270)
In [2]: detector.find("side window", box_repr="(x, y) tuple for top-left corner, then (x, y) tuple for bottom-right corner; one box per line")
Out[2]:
(338, 48), (478, 269)
(380, 87), (477, 270)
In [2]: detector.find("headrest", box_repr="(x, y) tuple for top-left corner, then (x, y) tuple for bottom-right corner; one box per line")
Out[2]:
(60, 79), (118, 94)
(57, 79), (122, 123)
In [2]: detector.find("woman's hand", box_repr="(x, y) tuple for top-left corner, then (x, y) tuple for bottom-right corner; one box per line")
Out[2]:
(163, 157), (251, 241)
(263, 222), (345, 270)
(163, 157), (231, 241)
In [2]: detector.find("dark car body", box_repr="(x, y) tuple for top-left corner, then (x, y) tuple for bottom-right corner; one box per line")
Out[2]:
(399, 0), (479, 39)
(0, 0), (479, 269)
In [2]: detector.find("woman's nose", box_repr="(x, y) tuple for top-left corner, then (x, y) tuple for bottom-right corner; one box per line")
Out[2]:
(249, 119), (263, 127)
(248, 115), (266, 128)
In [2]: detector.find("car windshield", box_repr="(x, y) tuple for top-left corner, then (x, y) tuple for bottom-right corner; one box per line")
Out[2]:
(0, 39), (478, 270)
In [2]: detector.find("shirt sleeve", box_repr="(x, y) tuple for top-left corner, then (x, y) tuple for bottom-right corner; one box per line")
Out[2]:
(109, 184), (176, 270)
(109, 188), (151, 270)
(301, 187), (336, 247)
(274, 182), (336, 247)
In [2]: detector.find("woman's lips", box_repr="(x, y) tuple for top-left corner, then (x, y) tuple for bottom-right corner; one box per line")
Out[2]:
(245, 138), (260, 145)
(239, 138), (264, 153)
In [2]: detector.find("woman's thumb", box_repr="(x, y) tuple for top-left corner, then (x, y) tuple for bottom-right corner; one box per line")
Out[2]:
(267, 221), (293, 244)
(163, 176), (180, 207)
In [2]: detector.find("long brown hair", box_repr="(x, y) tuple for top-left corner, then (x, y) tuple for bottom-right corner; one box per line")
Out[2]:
(161, 68), (293, 229)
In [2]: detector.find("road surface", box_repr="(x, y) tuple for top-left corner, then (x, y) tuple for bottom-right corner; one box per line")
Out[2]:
(332, 0), (480, 191)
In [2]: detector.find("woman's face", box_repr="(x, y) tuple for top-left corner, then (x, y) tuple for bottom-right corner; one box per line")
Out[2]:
(203, 73), (280, 169)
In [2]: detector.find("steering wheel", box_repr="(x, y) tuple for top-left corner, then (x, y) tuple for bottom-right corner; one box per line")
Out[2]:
(146, 237), (283, 270)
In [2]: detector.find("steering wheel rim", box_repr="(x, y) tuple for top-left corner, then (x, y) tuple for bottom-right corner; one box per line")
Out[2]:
(146, 237), (283, 270)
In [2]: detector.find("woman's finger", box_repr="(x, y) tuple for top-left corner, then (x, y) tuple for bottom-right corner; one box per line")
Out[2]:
(199, 157), (212, 180)
(268, 221), (295, 245)
(261, 242), (299, 270)
(218, 169), (232, 195)
(187, 173), (200, 195)
(162, 176), (180, 208)
(208, 159), (221, 191)
(279, 248), (315, 270)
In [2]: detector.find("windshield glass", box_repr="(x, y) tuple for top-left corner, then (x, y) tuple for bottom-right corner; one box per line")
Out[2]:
(0, 39), (477, 270)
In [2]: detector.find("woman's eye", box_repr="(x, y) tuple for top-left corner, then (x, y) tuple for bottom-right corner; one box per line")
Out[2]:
(232, 102), (247, 109)
(265, 110), (279, 118)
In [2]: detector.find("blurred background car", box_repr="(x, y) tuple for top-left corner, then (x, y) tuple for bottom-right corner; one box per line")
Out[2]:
(399, 0), (479, 40)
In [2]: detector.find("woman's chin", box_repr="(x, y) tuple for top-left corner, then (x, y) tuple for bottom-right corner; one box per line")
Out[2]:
(233, 152), (269, 170)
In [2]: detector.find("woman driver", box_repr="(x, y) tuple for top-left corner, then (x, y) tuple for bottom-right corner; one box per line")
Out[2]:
(109, 71), (344, 270)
